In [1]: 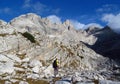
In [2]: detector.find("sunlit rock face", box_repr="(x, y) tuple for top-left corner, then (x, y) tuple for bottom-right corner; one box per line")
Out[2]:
(0, 13), (119, 84)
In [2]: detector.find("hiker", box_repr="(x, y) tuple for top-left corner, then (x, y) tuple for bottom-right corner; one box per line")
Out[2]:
(53, 58), (59, 77)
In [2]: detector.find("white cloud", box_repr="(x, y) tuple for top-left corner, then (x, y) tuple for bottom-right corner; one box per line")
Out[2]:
(102, 14), (115, 22)
(52, 8), (60, 14)
(23, 0), (60, 15)
(102, 13), (120, 34)
(0, 7), (11, 14)
(32, 2), (47, 14)
(67, 20), (102, 30)
(70, 20), (85, 30)
(47, 15), (62, 24)
(96, 4), (119, 13)
(23, 0), (47, 14)
(23, 0), (31, 8)
(83, 23), (103, 29)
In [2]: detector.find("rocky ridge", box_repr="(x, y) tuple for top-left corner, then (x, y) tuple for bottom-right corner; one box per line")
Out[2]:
(89, 26), (120, 60)
(0, 13), (119, 84)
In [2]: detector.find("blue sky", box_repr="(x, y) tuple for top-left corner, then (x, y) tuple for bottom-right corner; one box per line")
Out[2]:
(0, 0), (120, 29)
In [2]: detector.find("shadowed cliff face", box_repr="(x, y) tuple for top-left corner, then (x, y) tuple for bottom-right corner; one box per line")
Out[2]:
(88, 26), (120, 60)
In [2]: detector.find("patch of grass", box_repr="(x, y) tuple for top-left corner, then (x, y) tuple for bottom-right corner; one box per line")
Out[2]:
(0, 80), (5, 84)
(0, 33), (8, 37)
(22, 32), (36, 43)
(92, 79), (99, 84)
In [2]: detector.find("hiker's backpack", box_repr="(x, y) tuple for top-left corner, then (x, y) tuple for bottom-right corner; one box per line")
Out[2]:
(53, 60), (58, 68)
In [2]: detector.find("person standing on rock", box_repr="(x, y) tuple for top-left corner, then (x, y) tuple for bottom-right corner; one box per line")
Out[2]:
(53, 58), (59, 77)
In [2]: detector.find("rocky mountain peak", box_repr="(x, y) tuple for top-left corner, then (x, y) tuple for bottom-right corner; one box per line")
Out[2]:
(11, 13), (41, 21)
(63, 19), (74, 29)
(9, 13), (42, 26)
(99, 26), (114, 32)
(90, 25), (120, 60)
(0, 13), (120, 83)
(85, 26), (100, 34)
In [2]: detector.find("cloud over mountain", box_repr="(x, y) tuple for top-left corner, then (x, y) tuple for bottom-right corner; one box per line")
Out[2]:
(70, 20), (85, 30)
(83, 23), (103, 29)
(102, 13), (120, 34)
(47, 15), (62, 24)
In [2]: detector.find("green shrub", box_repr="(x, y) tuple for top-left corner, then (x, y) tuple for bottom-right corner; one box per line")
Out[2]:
(22, 32), (36, 43)
(0, 34), (8, 37)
